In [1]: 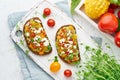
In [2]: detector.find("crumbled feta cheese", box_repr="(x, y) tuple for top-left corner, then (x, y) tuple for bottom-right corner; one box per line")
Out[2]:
(64, 44), (68, 47)
(67, 37), (70, 40)
(61, 51), (65, 54)
(41, 38), (49, 46)
(41, 38), (47, 41)
(59, 38), (65, 43)
(61, 47), (64, 50)
(35, 19), (41, 23)
(73, 46), (77, 49)
(34, 35), (41, 41)
(67, 49), (70, 52)
(67, 30), (71, 36)
(25, 32), (30, 37)
(30, 27), (36, 31)
(33, 41), (40, 46)
(34, 28), (43, 34)
(68, 41), (73, 44)
(69, 50), (73, 53)
(44, 40), (49, 46)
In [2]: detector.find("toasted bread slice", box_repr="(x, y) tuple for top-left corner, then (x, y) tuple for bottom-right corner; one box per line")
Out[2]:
(55, 25), (80, 64)
(23, 17), (52, 55)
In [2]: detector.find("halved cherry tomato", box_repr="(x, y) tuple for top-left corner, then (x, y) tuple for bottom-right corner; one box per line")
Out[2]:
(114, 32), (120, 48)
(30, 32), (36, 38)
(98, 13), (118, 34)
(64, 69), (72, 77)
(50, 56), (61, 72)
(47, 19), (55, 27)
(43, 8), (51, 16)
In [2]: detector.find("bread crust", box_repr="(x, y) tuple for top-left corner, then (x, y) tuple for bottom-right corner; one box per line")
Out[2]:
(23, 17), (52, 55)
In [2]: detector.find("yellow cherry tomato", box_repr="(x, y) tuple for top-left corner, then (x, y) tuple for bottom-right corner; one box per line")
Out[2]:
(50, 56), (61, 72)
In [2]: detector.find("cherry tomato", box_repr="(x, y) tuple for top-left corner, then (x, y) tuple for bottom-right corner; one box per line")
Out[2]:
(98, 13), (118, 34)
(47, 19), (55, 27)
(43, 8), (51, 16)
(64, 69), (72, 77)
(30, 32), (35, 38)
(114, 32), (120, 48)
(50, 56), (61, 72)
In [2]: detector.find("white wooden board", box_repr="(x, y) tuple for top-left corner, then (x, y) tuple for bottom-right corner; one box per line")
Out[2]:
(10, 0), (98, 80)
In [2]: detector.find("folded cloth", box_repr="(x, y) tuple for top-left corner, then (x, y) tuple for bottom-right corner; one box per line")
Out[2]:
(8, 1), (70, 80)
(8, 1), (102, 80)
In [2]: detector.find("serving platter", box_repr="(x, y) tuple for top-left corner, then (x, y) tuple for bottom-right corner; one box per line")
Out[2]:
(75, 0), (116, 43)
(10, 0), (98, 80)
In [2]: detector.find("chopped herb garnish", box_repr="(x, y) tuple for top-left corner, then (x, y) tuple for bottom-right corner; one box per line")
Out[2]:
(25, 50), (29, 55)
(47, 45), (51, 50)
(37, 38), (41, 42)
(31, 39), (34, 42)
(69, 53), (74, 60)
(20, 40), (24, 46)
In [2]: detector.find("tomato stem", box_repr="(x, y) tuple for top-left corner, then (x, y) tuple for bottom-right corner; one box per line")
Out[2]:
(54, 56), (58, 62)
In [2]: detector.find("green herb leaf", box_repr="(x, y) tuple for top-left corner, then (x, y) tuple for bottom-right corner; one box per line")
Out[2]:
(37, 38), (41, 42)
(25, 50), (29, 55)
(71, 0), (81, 14)
(20, 40), (24, 46)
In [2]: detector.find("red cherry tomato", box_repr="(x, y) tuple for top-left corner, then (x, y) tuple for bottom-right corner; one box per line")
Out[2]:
(98, 13), (118, 34)
(30, 32), (35, 38)
(43, 8), (51, 16)
(114, 32), (120, 48)
(64, 69), (72, 77)
(47, 19), (55, 27)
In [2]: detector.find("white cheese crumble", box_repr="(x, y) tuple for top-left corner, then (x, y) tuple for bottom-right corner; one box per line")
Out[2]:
(33, 41), (40, 46)
(59, 38), (65, 43)
(67, 30), (71, 36)
(64, 44), (68, 47)
(68, 41), (73, 44)
(30, 27), (36, 31)
(73, 46), (77, 49)
(34, 19), (41, 23)
(67, 37), (70, 40)
(34, 28), (43, 34)
(61, 51), (65, 54)
(33, 35), (41, 41)
(69, 50), (73, 53)
(44, 40), (49, 46)
(25, 32), (30, 37)
(41, 38), (49, 46)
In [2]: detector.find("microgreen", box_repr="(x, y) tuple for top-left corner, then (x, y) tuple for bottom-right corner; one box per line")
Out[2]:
(76, 46), (120, 80)
(25, 50), (29, 55)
